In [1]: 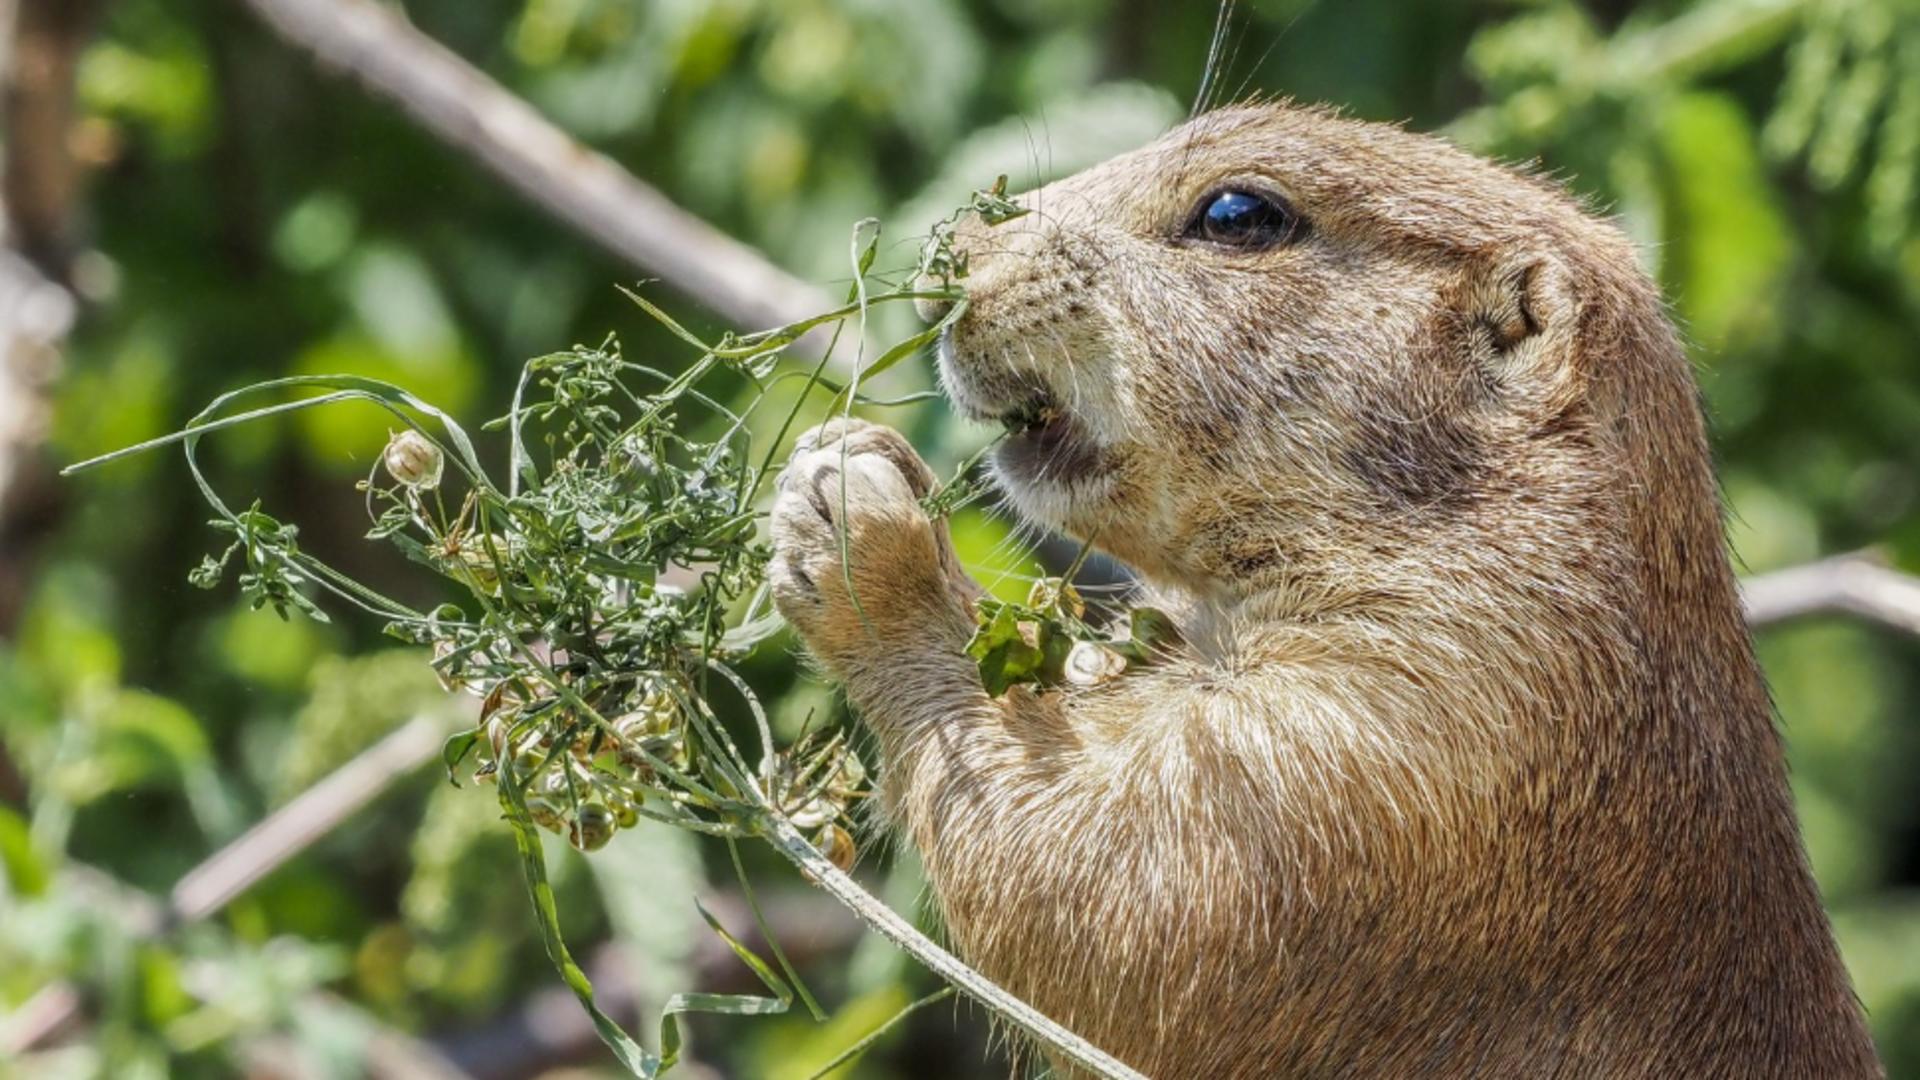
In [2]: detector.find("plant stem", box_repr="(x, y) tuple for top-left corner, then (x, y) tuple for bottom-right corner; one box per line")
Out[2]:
(757, 814), (1148, 1080)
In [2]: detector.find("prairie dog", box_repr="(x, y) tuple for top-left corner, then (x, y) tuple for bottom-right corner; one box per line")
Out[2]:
(768, 102), (1881, 1077)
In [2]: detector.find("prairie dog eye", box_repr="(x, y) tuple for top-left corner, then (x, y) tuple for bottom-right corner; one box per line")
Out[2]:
(1187, 189), (1305, 249)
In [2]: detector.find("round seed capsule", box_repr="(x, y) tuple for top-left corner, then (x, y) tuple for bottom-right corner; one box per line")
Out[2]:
(383, 429), (444, 489)
(607, 792), (640, 830)
(571, 804), (617, 851)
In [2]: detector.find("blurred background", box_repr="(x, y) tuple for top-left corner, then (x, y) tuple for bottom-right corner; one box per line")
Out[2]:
(2, 0), (1918, 1076)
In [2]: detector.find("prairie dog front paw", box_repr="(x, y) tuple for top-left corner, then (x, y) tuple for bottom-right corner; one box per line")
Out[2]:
(769, 419), (973, 667)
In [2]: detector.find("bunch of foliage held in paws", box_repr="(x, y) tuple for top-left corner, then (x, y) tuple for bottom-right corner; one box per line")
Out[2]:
(65, 186), (1155, 1080)
(966, 553), (1181, 697)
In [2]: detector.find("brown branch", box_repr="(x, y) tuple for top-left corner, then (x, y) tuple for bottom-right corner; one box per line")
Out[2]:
(230, 0), (839, 342)
(2, 0), (106, 274)
(0, 0), (101, 635)
(1741, 550), (1920, 635)
(169, 713), (449, 922)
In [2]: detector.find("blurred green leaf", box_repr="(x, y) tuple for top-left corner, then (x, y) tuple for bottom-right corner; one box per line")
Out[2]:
(0, 806), (49, 898)
(1657, 91), (1794, 351)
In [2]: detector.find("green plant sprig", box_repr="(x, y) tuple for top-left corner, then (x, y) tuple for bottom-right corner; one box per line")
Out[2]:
(62, 187), (1151, 1080)
(964, 540), (1181, 697)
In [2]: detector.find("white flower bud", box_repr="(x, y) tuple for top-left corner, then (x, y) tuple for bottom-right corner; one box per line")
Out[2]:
(383, 429), (444, 489)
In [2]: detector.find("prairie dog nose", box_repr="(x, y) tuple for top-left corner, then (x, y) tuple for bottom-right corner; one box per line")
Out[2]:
(912, 184), (1050, 324)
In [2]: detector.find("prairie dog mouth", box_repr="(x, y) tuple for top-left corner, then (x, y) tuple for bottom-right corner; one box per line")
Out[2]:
(937, 335), (1109, 487)
(994, 389), (1106, 484)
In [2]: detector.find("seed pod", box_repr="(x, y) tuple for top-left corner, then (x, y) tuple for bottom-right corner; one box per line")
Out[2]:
(1026, 577), (1085, 620)
(524, 795), (564, 832)
(447, 534), (516, 595)
(570, 804), (617, 851)
(786, 794), (839, 830)
(1064, 639), (1127, 687)
(612, 706), (675, 744)
(816, 824), (856, 872)
(383, 429), (444, 490)
(432, 639), (465, 693)
(607, 791), (640, 830)
(827, 749), (867, 800)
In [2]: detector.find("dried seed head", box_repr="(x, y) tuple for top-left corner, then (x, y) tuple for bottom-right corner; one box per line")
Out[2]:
(1027, 577), (1085, 620)
(1064, 640), (1127, 687)
(816, 823), (856, 873)
(524, 795), (564, 832)
(446, 534), (517, 595)
(828, 749), (867, 800)
(786, 794), (840, 830)
(383, 429), (444, 489)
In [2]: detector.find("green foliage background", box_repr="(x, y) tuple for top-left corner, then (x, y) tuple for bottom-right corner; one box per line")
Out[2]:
(5, 0), (1920, 1076)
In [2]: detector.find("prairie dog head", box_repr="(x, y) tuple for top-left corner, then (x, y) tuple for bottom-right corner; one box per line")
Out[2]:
(930, 103), (1672, 607)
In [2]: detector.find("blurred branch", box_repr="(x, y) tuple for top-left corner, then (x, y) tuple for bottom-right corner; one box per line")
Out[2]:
(231, 0), (842, 346)
(0, 0), (103, 634)
(1742, 550), (1920, 636)
(2, 0), (105, 273)
(9, 712), (452, 1055)
(169, 712), (447, 922)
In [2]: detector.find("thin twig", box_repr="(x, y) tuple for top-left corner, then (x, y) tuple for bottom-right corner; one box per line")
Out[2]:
(230, 0), (840, 346)
(1741, 550), (1920, 635)
(759, 815), (1147, 1080)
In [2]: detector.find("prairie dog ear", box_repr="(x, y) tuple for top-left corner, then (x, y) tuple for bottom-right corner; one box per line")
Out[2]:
(1467, 248), (1580, 405)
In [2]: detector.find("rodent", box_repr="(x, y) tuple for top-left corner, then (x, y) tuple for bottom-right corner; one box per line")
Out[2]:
(767, 101), (1883, 1078)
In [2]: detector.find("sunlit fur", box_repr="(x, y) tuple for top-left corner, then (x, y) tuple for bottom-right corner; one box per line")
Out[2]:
(769, 102), (1881, 1077)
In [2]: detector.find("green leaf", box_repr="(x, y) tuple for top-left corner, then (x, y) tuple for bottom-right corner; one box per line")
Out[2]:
(0, 805), (48, 897)
(1657, 91), (1793, 350)
(802, 986), (956, 1080)
(441, 729), (481, 787)
(1114, 607), (1180, 663)
(965, 604), (1048, 696)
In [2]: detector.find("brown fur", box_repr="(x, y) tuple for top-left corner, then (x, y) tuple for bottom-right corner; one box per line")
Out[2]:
(768, 103), (1882, 1077)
